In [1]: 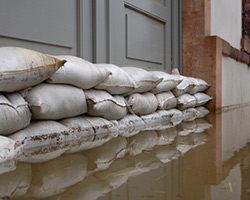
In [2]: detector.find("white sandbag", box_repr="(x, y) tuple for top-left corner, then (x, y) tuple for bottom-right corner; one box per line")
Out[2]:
(182, 108), (200, 121)
(128, 130), (158, 156)
(177, 93), (196, 110)
(28, 154), (88, 199)
(0, 93), (31, 135)
(194, 92), (213, 106)
(122, 66), (162, 94)
(194, 118), (212, 133)
(62, 116), (119, 153)
(25, 83), (87, 120)
(83, 137), (127, 172)
(189, 77), (209, 94)
(141, 111), (171, 130)
(0, 47), (65, 92)
(0, 163), (32, 199)
(195, 106), (209, 118)
(172, 76), (194, 97)
(127, 92), (158, 115)
(155, 91), (177, 110)
(150, 71), (182, 94)
(164, 109), (184, 126)
(117, 114), (145, 137)
(0, 136), (16, 174)
(95, 64), (137, 95)
(177, 121), (197, 136)
(46, 55), (111, 89)
(9, 121), (70, 150)
(85, 89), (127, 120)
(157, 127), (178, 146)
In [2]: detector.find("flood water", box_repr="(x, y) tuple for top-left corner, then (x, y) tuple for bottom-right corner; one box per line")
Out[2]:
(1, 106), (250, 200)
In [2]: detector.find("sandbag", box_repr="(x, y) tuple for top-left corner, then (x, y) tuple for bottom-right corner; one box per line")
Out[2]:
(182, 108), (200, 121)
(189, 77), (209, 94)
(150, 71), (182, 94)
(0, 46), (65, 92)
(117, 114), (145, 137)
(28, 154), (88, 199)
(46, 55), (111, 89)
(85, 89), (127, 120)
(164, 109), (184, 126)
(25, 83), (87, 120)
(194, 92), (213, 106)
(172, 76), (194, 97)
(95, 64), (137, 95)
(9, 121), (70, 150)
(177, 93), (196, 110)
(122, 66), (162, 94)
(0, 93), (31, 135)
(195, 106), (209, 118)
(127, 92), (158, 115)
(155, 91), (177, 110)
(0, 163), (32, 199)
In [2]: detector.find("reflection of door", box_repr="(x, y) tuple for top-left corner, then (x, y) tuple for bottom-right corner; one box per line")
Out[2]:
(94, 0), (182, 73)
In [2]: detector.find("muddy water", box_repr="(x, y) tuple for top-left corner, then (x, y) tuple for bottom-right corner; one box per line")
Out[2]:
(1, 106), (250, 200)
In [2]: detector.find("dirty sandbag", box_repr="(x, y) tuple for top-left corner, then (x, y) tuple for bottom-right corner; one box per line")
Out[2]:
(172, 76), (194, 97)
(117, 114), (145, 137)
(194, 92), (213, 106)
(0, 93), (31, 135)
(0, 47), (65, 92)
(94, 64), (138, 95)
(85, 89), (127, 120)
(177, 93), (197, 110)
(47, 176), (112, 200)
(127, 92), (158, 115)
(63, 116), (119, 153)
(46, 55), (111, 89)
(122, 66), (162, 95)
(164, 109), (184, 126)
(150, 71), (182, 94)
(82, 137), (127, 173)
(177, 121), (197, 136)
(0, 163), (32, 199)
(195, 106), (209, 118)
(9, 121), (70, 150)
(188, 77), (209, 94)
(157, 127), (178, 146)
(28, 154), (88, 199)
(155, 91), (177, 110)
(128, 130), (159, 156)
(25, 83), (87, 120)
(182, 107), (200, 121)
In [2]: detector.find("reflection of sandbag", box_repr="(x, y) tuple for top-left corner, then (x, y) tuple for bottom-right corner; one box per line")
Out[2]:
(25, 83), (87, 120)
(195, 106), (209, 118)
(172, 76), (194, 97)
(182, 108), (200, 121)
(122, 67), (162, 94)
(177, 121), (197, 136)
(85, 89), (127, 120)
(189, 132), (208, 148)
(194, 118), (212, 133)
(46, 55), (111, 89)
(127, 92), (158, 115)
(188, 78), (209, 94)
(0, 93), (31, 135)
(10, 121), (70, 149)
(194, 92), (213, 106)
(128, 131), (158, 156)
(0, 163), (32, 199)
(28, 154), (88, 199)
(177, 93), (196, 110)
(157, 127), (178, 145)
(155, 91), (177, 110)
(47, 176), (112, 200)
(82, 137), (127, 172)
(150, 71), (182, 94)
(0, 47), (65, 92)
(117, 114), (145, 137)
(95, 64), (137, 95)
(154, 145), (181, 163)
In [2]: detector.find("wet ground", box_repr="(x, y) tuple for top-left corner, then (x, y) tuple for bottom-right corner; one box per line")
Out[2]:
(1, 106), (250, 200)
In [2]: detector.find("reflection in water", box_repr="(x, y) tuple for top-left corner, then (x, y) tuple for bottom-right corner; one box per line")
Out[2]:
(1, 106), (250, 200)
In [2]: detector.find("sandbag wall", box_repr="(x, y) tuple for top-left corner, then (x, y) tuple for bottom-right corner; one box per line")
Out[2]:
(0, 47), (212, 162)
